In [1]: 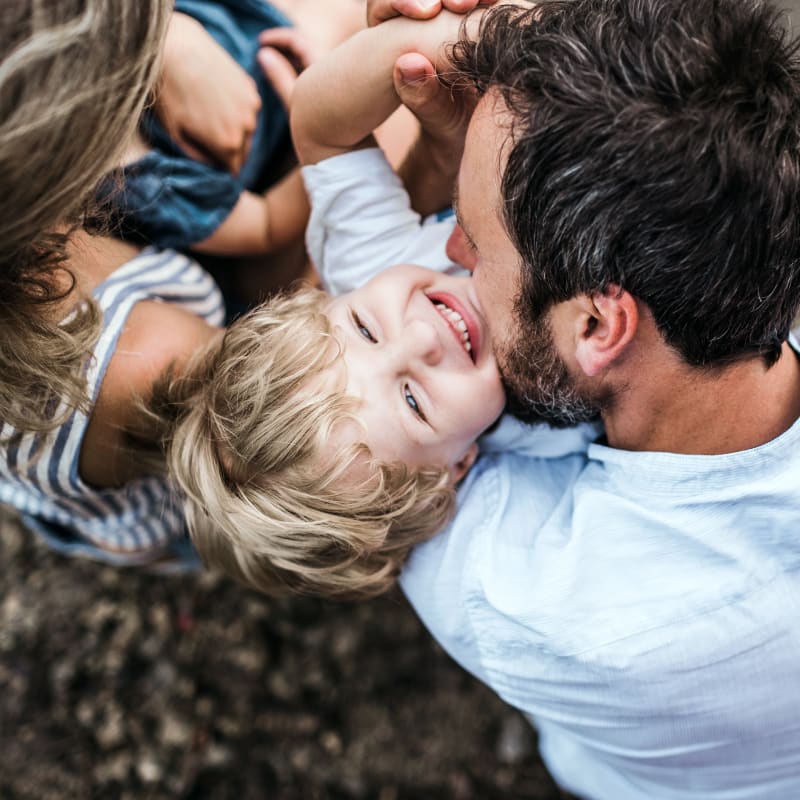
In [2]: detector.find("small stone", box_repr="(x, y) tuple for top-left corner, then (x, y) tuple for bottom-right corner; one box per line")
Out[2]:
(161, 713), (192, 747)
(96, 705), (126, 749)
(320, 730), (343, 755)
(136, 755), (162, 783)
(204, 743), (234, 768)
(95, 753), (131, 783)
(76, 698), (96, 727)
(229, 646), (265, 674)
(290, 746), (311, 770)
(267, 670), (296, 702)
(496, 713), (535, 765)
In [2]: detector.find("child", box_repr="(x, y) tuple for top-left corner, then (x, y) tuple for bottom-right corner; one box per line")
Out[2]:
(161, 7), (594, 597)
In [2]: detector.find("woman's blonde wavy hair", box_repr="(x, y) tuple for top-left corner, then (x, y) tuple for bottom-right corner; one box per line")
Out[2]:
(0, 0), (170, 434)
(158, 289), (455, 600)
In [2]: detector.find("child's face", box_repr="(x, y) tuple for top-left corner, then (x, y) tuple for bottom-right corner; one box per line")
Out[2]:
(325, 265), (506, 481)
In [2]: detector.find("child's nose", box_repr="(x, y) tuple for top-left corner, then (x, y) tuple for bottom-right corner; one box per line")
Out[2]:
(404, 318), (442, 365)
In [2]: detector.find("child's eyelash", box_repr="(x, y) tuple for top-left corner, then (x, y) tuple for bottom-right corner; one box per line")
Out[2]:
(404, 385), (427, 422)
(352, 311), (376, 343)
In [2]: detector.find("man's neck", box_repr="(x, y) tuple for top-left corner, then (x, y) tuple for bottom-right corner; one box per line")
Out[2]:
(602, 340), (800, 455)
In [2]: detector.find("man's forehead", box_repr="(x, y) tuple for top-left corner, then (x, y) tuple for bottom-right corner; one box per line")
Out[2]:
(456, 91), (515, 241)
(461, 92), (513, 199)
(470, 90), (515, 155)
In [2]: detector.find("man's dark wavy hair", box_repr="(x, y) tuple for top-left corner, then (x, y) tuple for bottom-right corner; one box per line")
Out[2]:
(452, 0), (800, 367)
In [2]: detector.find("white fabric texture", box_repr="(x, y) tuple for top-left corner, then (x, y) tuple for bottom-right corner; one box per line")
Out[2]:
(400, 427), (800, 799)
(304, 148), (457, 293)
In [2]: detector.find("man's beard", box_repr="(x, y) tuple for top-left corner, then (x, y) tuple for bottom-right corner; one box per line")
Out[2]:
(498, 312), (604, 427)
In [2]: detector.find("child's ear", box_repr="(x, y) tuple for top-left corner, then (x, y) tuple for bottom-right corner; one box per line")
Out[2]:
(449, 442), (480, 485)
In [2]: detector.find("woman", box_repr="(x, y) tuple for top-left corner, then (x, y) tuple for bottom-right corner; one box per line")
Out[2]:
(0, 0), (272, 567)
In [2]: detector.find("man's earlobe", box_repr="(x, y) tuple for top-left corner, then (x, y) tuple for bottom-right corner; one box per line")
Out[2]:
(575, 285), (638, 377)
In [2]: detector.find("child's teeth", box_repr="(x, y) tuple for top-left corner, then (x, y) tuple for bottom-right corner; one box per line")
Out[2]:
(432, 300), (473, 357)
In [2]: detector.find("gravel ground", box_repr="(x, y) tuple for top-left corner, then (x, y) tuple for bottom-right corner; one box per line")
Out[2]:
(0, 509), (568, 800)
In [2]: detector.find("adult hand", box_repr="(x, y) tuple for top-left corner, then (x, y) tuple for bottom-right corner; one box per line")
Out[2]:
(155, 12), (262, 175)
(257, 28), (319, 109)
(367, 0), (498, 27)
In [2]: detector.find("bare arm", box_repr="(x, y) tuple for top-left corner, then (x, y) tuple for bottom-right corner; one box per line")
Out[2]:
(291, 11), (480, 166)
(80, 301), (219, 487)
(156, 12), (261, 174)
(186, 28), (317, 257)
(191, 170), (310, 257)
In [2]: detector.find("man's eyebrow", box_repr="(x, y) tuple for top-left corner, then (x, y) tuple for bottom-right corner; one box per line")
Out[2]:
(451, 187), (477, 250)
(452, 185), (464, 229)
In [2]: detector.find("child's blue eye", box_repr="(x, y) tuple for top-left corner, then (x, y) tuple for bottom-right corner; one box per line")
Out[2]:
(404, 385), (426, 421)
(352, 312), (376, 343)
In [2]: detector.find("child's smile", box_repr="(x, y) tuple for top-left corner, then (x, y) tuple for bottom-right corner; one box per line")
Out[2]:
(428, 293), (479, 361)
(324, 264), (506, 481)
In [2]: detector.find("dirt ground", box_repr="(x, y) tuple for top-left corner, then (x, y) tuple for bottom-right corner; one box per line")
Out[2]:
(0, 509), (568, 800)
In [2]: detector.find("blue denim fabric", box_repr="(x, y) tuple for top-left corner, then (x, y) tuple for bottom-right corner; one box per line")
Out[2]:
(109, 0), (292, 249)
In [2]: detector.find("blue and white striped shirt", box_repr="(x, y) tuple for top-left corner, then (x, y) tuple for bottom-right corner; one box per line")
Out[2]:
(0, 247), (224, 565)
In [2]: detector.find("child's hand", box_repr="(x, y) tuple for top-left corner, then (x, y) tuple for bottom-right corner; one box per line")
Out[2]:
(394, 52), (477, 157)
(257, 28), (320, 110)
(394, 51), (478, 216)
(367, 0), (499, 27)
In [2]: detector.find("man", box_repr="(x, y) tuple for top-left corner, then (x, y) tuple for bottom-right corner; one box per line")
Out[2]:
(369, 0), (800, 797)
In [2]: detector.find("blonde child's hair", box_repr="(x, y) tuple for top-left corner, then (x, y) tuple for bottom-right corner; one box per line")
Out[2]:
(0, 0), (171, 435)
(160, 289), (455, 599)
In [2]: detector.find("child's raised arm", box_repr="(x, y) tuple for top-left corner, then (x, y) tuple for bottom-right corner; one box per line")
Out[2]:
(290, 11), (478, 166)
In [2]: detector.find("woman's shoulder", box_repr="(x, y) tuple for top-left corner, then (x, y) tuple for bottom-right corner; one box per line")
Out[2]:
(80, 300), (219, 487)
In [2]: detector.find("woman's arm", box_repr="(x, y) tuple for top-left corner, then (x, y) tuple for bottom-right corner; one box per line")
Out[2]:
(156, 12), (262, 175)
(79, 300), (219, 487)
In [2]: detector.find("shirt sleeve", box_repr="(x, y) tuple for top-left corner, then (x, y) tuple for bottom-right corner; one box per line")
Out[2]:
(103, 152), (243, 250)
(302, 148), (457, 295)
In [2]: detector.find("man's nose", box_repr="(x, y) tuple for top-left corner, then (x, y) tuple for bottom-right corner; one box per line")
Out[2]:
(446, 224), (478, 272)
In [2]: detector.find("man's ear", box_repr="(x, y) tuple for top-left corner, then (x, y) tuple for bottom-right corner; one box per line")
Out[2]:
(574, 284), (638, 377)
(449, 442), (479, 485)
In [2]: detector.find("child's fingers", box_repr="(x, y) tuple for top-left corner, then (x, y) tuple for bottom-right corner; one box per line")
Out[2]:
(257, 47), (301, 109)
(441, 0), (498, 12)
(394, 52), (477, 149)
(367, 0), (496, 26)
(258, 27), (318, 70)
(367, 0), (441, 26)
